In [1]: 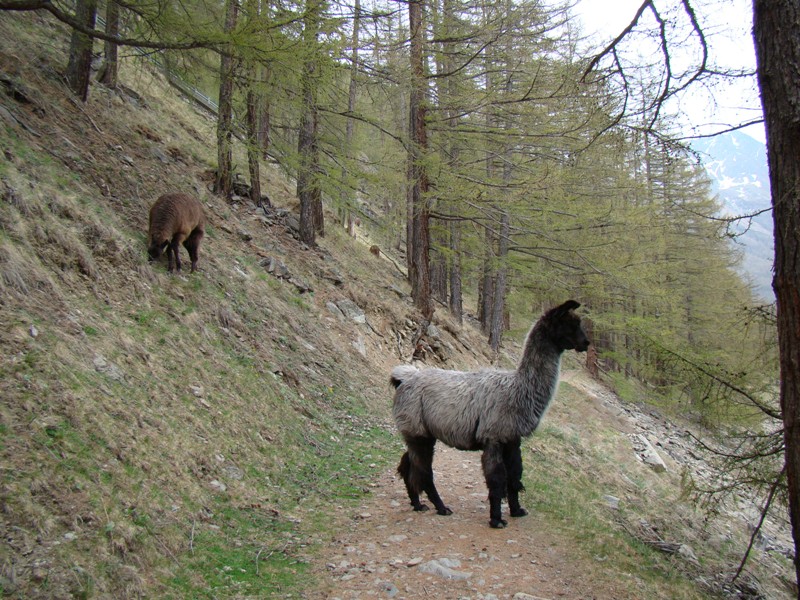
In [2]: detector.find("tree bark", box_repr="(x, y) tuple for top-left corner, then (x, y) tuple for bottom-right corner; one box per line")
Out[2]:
(448, 217), (463, 323)
(408, 0), (433, 320)
(65, 0), (97, 101)
(246, 87), (262, 205)
(341, 0), (360, 237)
(97, 0), (118, 88)
(297, 0), (324, 245)
(480, 223), (496, 334)
(214, 0), (238, 200)
(489, 210), (509, 352)
(753, 0), (800, 589)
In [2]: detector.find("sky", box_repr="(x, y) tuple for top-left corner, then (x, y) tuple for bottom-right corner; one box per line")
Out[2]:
(574, 0), (765, 143)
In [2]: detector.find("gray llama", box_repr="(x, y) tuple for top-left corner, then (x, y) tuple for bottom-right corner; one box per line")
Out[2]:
(391, 300), (590, 528)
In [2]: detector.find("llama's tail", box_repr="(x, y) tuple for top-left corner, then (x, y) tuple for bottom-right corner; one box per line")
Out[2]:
(390, 365), (419, 388)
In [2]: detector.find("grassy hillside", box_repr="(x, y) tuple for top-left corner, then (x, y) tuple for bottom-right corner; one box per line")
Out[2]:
(0, 11), (793, 600)
(0, 12), (437, 598)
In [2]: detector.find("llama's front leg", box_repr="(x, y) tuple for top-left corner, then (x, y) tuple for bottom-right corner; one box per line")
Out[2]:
(503, 439), (528, 518)
(482, 443), (507, 528)
(169, 234), (187, 272)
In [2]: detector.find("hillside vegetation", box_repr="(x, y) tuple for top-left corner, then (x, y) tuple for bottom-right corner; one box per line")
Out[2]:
(0, 12), (792, 600)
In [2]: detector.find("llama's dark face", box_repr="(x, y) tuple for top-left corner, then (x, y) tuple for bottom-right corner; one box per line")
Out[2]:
(548, 300), (590, 352)
(148, 239), (169, 262)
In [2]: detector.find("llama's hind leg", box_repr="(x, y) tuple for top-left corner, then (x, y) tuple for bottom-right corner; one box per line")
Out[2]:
(406, 437), (452, 516)
(183, 229), (203, 273)
(397, 451), (427, 511)
(482, 443), (508, 528)
(503, 439), (528, 518)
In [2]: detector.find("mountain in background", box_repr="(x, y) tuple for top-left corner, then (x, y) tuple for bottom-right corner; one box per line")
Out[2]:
(692, 131), (774, 301)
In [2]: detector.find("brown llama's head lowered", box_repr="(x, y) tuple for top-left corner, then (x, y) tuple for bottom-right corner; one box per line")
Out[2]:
(147, 193), (206, 273)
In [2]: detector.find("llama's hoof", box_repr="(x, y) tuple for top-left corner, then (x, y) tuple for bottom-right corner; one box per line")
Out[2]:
(489, 518), (508, 529)
(412, 503), (430, 512)
(510, 507), (528, 518)
(436, 506), (453, 516)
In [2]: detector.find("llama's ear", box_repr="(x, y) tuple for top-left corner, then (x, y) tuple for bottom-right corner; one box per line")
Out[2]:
(558, 300), (581, 313)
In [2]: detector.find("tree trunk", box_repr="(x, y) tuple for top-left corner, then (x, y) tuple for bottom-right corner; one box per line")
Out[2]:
(753, 0), (800, 589)
(297, 0), (323, 246)
(408, 0), (433, 320)
(66, 0), (97, 101)
(214, 0), (238, 200)
(449, 217), (463, 323)
(341, 0), (360, 237)
(480, 223), (496, 334)
(489, 210), (509, 352)
(246, 87), (261, 205)
(97, 0), (118, 89)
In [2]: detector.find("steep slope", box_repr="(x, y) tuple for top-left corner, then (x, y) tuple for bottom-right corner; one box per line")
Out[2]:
(0, 11), (794, 600)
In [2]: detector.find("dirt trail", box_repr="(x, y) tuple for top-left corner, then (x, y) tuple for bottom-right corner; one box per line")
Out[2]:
(309, 373), (628, 600)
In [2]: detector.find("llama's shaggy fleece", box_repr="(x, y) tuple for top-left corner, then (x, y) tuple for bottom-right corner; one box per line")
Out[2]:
(147, 193), (206, 273)
(391, 300), (590, 528)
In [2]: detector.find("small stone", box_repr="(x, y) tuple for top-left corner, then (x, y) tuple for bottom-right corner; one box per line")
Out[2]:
(407, 557), (424, 567)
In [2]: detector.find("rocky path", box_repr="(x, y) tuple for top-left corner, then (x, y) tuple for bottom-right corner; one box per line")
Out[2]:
(308, 374), (630, 600)
(310, 444), (601, 600)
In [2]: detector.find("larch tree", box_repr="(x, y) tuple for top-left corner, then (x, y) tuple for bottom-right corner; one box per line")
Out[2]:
(97, 0), (119, 88)
(753, 0), (800, 590)
(408, 0), (433, 320)
(65, 0), (97, 101)
(297, 0), (326, 245)
(214, 0), (239, 200)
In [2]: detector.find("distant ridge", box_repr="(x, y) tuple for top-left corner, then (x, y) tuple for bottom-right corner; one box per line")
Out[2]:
(692, 131), (773, 301)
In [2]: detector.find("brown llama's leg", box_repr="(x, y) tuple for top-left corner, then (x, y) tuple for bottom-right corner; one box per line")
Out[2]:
(405, 437), (452, 516)
(169, 233), (188, 272)
(503, 439), (528, 518)
(183, 229), (204, 273)
(482, 443), (508, 528)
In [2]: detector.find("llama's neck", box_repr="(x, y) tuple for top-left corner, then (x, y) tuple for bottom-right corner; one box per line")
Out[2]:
(514, 326), (563, 426)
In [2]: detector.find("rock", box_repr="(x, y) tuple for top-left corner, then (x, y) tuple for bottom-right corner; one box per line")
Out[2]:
(377, 580), (399, 597)
(326, 302), (345, 320)
(388, 285), (406, 298)
(678, 544), (700, 565)
(407, 557), (423, 567)
(290, 277), (312, 293)
(632, 433), (667, 472)
(513, 594), (550, 600)
(336, 299), (366, 324)
(222, 465), (243, 480)
(418, 559), (472, 580)
(93, 354), (125, 382)
(352, 335), (367, 357)
(209, 480), (227, 492)
(603, 494), (620, 510)
(262, 256), (290, 279)
(322, 268), (344, 286)
(387, 534), (407, 543)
